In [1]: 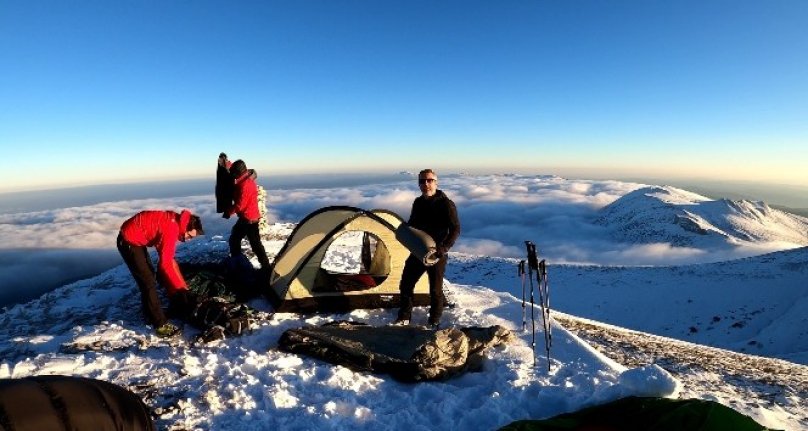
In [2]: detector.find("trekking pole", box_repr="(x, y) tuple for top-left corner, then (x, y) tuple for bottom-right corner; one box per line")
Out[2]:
(540, 259), (551, 348)
(538, 259), (551, 372)
(518, 260), (527, 332)
(525, 241), (539, 367)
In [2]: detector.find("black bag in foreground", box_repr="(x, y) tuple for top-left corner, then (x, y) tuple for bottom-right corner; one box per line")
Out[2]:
(0, 375), (155, 431)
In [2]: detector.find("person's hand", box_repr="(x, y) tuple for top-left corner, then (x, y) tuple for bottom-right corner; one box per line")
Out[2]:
(434, 246), (448, 259)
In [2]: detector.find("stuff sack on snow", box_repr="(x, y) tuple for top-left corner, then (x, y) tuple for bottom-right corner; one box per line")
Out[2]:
(0, 375), (155, 431)
(498, 396), (778, 431)
(278, 321), (513, 382)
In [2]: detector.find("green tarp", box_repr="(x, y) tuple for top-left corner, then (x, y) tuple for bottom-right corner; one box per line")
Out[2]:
(499, 396), (778, 431)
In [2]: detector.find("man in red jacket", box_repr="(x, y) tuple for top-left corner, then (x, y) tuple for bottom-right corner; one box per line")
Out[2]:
(224, 159), (271, 271)
(117, 209), (204, 337)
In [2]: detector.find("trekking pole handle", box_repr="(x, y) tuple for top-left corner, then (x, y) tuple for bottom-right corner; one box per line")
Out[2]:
(525, 241), (539, 271)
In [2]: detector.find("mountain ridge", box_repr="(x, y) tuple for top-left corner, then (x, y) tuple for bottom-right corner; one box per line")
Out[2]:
(595, 185), (808, 248)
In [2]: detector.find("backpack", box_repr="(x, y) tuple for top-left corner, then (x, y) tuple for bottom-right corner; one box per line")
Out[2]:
(189, 296), (260, 338)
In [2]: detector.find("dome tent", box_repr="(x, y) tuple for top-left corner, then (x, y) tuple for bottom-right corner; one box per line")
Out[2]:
(267, 206), (433, 313)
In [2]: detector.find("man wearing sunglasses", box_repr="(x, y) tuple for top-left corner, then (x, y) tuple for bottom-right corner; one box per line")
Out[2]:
(395, 169), (461, 328)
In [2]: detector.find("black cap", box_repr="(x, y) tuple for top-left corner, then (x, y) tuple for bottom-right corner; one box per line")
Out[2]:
(188, 215), (204, 235)
(230, 159), (247, 177)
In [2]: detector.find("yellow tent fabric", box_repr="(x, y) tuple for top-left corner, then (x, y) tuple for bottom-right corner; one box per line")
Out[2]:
(268, 206), (432, 312)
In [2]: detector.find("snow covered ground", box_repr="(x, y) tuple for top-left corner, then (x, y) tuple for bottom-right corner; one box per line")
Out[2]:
(554, 313), (808, 430)
(0, 230), (678, 430)
(447, 247), (808, 365)
(1, 174), (806, 430)
(0, 225), (803, 430)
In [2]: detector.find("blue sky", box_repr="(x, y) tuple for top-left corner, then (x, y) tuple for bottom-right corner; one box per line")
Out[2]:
(1, 0), (807, 192)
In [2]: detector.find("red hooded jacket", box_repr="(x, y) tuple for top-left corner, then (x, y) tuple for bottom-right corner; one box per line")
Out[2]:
(226, 171), (260, 222)
(120, 210), (191, 295)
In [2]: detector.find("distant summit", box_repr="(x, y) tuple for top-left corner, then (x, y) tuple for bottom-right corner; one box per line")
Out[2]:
(596, 185), (808, 247)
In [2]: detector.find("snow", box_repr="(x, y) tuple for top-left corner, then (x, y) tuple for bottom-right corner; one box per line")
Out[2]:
(0, 244), (678, 430)
(446, 247), (808, 364)
(1, 174), (806, 430)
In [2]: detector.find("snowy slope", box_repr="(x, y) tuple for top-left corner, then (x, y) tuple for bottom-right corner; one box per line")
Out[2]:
(0, 228), (683, 431)
(2, 223), (805, 429)
(447, 247), (808, 364)
(595, 185), (808, 248)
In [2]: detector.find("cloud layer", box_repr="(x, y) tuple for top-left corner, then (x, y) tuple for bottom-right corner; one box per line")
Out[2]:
(0, 175), (798, 306)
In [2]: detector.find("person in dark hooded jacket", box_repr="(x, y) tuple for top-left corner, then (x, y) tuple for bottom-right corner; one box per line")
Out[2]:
(117, 209), (204, 337)
(224, 159), (271, 271)
(395, 169), (460, 328)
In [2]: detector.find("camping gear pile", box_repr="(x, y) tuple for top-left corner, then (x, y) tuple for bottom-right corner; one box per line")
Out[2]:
(178, 256), (270, 343)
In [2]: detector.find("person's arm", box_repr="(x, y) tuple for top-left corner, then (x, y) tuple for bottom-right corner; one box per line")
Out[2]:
(437, 200), (461, 254)
(225, 181), (246, 218)
(234, 180), (259, 221)
(224, 195), (237, 219)
(406, 200), (418, 225)
(155, 225), (187, 295)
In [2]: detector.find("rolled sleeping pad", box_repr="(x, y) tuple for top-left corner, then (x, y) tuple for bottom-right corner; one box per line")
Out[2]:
(395, 223), (439, 266)
(0, 375), (156, 431)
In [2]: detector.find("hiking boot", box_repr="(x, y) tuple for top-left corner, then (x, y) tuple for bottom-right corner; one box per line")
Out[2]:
(391, 318), (410, 326)
(427, 316), (441, 329)
(155, 322), (181, 338)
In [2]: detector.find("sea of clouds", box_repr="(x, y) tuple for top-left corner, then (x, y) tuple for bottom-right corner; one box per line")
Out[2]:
(0, 174), (795, 306)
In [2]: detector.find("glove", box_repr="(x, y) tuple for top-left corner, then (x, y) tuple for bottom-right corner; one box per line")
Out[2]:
(222, 212), (231, 219)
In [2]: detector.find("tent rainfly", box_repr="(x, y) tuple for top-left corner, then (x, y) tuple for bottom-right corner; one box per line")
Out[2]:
(267, 206), (434, 313)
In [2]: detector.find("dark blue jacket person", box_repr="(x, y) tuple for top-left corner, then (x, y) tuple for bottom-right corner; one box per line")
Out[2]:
(395, 169), (460, 328)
